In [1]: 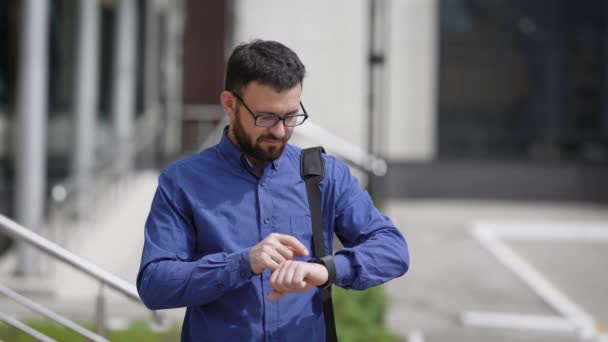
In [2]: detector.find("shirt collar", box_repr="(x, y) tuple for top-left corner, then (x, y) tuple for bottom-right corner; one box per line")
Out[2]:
(217, 126), (281, 171)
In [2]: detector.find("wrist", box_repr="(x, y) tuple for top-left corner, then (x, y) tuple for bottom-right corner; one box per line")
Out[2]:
(307, 255), (336, 288)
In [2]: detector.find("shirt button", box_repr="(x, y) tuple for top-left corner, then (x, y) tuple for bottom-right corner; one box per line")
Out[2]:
(264, 217), (271, 224)
(216, 283), (224, 289)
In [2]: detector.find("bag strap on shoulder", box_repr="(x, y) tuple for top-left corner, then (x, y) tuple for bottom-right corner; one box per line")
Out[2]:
(300, 146), (325, 180)
(300, 146), (338, 342)
(300, 146), (325, 259)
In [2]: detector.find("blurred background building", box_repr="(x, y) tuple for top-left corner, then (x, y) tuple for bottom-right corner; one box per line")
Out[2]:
(0, 0), (607, 340)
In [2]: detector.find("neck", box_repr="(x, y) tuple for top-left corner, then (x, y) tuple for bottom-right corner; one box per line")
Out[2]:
(245, 155), (264, 176)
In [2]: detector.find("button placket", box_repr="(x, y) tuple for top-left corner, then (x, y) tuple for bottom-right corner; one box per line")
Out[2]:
(257, 178), (274, 243)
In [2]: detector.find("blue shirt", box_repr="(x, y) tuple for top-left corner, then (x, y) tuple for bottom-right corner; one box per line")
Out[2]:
(137, 127), (409, 341)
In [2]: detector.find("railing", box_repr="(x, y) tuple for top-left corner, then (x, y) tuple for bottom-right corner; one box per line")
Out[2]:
(0, 213), (161, 340)
(295, 121), (388, 176)
(197, 117), (388, 178)
(0, 284), (108, 342)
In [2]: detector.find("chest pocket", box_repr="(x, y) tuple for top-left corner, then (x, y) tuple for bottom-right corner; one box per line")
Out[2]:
(273, 215), (313, 261)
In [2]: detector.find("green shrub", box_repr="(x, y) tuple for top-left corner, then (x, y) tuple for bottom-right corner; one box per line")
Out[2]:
(334, 285), (403, 342)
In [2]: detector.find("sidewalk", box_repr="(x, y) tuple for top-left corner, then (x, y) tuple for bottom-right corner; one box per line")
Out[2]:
(384, 200), (608, 342)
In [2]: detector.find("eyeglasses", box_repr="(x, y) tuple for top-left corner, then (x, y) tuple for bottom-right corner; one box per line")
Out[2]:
(231, 92), (309, 128)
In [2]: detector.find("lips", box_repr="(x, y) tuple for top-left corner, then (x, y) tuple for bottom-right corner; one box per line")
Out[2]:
(263, 139), (283, 146)
(259, 135), (283, 144)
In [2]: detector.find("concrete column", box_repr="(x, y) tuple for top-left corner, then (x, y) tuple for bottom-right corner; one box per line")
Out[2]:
(605, 4), (608, 137)
(73, 0), (100, 216)
(385, 0), (438, 161)
(161, 0), (185, 159)
(144, 0), (161, 116)
(368, 0), (390, 156)
(143, 0), (161, 164)
(14, 0), (50, 275)
(111, 0), (137, 175)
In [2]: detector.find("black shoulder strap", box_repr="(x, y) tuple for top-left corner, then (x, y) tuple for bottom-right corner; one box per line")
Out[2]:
(300, 147), (325, 259)
(300, 147), (338, 342)
(300, 146), (325, 180)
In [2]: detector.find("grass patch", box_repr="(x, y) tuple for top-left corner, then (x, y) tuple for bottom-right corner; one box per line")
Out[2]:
(0, 320), (181, 342)
(1, 287), (401, 341)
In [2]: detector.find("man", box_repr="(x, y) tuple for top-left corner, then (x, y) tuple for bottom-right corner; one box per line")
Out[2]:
(137, 40), (409, 341)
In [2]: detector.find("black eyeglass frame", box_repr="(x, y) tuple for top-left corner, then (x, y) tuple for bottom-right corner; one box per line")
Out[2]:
(231, 91), (309, 128)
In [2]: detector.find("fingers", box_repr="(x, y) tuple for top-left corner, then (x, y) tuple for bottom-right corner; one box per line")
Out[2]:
(268, 289), (285, 302)
(293, 263), (307, 288)
(270, 260), (292, 293)
(269, 261), (313, 300)
(269, 261), (286, 292)
(250, 233), (309, 275)
(269, 240), (295, 260)
(274, 234), (309, 257)
(252, 253), (279, 274)
(262, 244), (287, 266)
(283, 260), (303, 289)
(250, 247), (279, 274)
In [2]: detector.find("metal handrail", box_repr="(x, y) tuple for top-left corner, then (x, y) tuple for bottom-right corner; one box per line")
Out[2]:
(199, 116), (229, 151)
(0, 214), (140, 302)
(0, 283), (109, 342)
(295, 121), (388, 176)
(0, 213), (162, 338)
(0, 311), (56, 342)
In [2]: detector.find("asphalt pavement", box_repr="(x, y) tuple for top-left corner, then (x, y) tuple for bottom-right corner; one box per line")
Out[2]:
(384, 200), (608, 342)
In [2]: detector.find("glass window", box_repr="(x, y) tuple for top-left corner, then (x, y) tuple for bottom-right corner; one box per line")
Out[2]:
(438, 0), (608, 163)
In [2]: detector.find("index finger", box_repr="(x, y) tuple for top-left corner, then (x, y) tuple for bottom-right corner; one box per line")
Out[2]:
(268, 289), (285, 302)
(274, 234), (308, 257)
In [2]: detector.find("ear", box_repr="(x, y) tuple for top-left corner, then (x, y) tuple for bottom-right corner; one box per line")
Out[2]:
(220, 90), (236, 120)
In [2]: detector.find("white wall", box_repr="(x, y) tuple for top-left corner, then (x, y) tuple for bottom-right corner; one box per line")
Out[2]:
(232, 0), (369, 149)
(232, 0), (439, 163)
(385, 0), (438, 161)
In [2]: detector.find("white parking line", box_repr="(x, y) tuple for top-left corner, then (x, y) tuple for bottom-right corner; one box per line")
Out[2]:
(464, 222), (608, 341)
(407, 330), (425, 342)
(461, 312), (578, 333)
(473, 221), (608, 241)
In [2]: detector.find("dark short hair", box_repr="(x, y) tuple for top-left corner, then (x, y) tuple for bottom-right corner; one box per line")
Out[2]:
(225, 40), (306, 96)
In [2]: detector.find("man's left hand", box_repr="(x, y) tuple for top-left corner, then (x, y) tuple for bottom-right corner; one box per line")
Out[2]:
(268, 260), (328, 301)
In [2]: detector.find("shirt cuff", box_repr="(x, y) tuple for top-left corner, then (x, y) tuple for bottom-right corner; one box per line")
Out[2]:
(333, 253), (354, 288)
(225, 248), (253, 288)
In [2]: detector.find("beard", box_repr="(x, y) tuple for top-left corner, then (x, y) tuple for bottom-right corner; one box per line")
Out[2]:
(232, 110), (291, 163)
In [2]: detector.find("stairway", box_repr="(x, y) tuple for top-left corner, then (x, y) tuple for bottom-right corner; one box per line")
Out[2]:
(49, 170), (159, 302)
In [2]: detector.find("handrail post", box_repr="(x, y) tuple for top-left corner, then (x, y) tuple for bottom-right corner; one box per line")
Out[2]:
(96, 282), (106, 336)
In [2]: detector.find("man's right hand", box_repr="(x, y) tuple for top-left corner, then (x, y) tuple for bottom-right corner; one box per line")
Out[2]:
(249, 233), (309, 274)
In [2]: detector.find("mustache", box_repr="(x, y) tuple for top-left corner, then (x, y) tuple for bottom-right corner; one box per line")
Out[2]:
(258, 134), (286, 142)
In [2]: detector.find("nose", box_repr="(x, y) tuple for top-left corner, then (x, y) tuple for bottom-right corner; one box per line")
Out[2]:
(269, 120), (286, 138)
